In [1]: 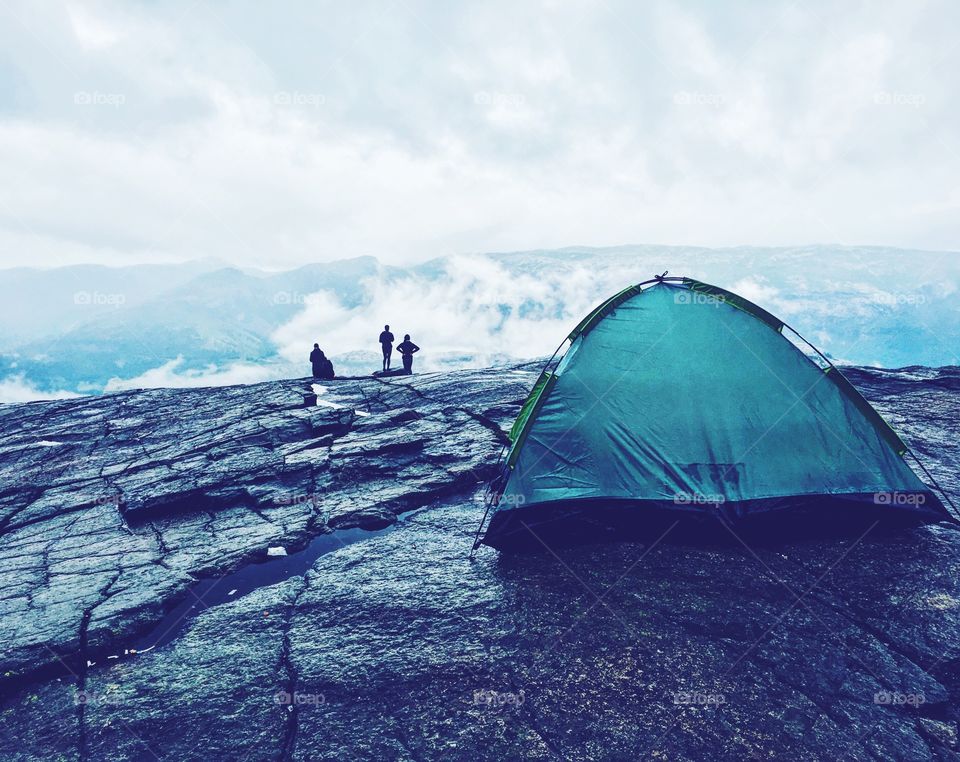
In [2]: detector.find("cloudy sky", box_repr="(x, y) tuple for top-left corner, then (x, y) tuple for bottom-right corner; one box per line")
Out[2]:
(1, 0), (958, 268)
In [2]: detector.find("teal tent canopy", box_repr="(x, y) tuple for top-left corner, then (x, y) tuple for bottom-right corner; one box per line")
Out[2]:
(480, 276), (951, 550)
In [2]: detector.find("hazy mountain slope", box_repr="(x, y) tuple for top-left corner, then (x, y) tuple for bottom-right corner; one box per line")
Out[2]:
(1, 245), (958, 398)
(2, 257), (400, 392)
(0, 260), (225, 351)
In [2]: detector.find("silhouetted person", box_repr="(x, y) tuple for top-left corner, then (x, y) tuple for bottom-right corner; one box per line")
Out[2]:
(379, 324), (395, 371)
(310, 344), (335, 379)
(318, 352), (335, 380)
(397, 334), (420, 374)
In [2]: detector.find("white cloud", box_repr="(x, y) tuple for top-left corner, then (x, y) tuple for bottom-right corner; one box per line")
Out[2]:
(67, 3), (122, 50)
(103, 356), (281, 391)
(272, 255), (654, 369)
(0, 0), (958, 271)
(0, 374), (81, 403)
(730, 277), (780, 306)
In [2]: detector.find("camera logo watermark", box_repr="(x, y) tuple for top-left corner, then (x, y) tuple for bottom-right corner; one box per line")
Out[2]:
(75, 689), (123, 706)
(273, 492), (322, 507)
(873, 91), (925, 108)
(473, 689), (525, 708)
(671, 691), (726, 707)
(274, 91), (325, 108)
(477, 492), (526, 509)
(673, 91), (725, 107)
(271, 291), (327, 306)
(874, 691), (925, 707)
(74, 91), (126, 108)
(274, 690), (325, 707)
(673, 291), (723, 307)
(874, 491), (926, 507)
(74, 291), (126, 307)
(674, 492), (725, 507)
(871, 292), (926, 307)
(92, 495), (126, 509)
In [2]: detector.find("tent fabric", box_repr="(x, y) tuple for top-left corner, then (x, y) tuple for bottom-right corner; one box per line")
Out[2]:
(483, 279), (946, 547)
(683, 277), (785, 331)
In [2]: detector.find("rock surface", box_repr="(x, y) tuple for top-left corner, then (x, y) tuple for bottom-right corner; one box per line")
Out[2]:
(0, 369), (529, 686)
(1, 364), (959, 761)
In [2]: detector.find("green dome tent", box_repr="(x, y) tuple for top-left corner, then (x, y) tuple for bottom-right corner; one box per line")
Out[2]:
(477, 276), (955, 551)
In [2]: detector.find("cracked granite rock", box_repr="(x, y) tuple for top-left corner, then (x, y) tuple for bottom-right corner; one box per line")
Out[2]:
(0, 364), (959, 761)
(0, 367), (533, 689)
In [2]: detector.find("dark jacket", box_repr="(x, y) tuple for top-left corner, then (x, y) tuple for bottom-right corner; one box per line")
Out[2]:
(316, 357), (335, 380)
(311, 348), (328, 378)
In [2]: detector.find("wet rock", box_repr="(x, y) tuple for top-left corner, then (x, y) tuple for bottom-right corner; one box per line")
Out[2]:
(0, 364), (959, 760)
(5, 502), (960, 760)
(0, 368), (534, 685)
(918, 718), (958, 749)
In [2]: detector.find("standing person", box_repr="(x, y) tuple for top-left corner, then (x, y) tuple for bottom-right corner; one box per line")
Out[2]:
(396, 334), (420, 374)
(310, 343), (323, 378)
(378, 324), (395, 372)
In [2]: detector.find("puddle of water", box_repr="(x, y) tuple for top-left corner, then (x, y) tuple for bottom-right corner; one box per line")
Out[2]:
(117, 523), (396, 659)
(1, 509), (435, 694)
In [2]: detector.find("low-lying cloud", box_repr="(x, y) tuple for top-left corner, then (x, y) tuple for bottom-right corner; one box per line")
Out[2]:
(271, 250), (960, 372)
(0, 374), (82, 404)
(272, 256), (641, 370)
(103, 357), (282, 392)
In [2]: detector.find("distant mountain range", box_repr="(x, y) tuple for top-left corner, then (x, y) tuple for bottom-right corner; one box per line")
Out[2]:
(2, 244), (958, 400)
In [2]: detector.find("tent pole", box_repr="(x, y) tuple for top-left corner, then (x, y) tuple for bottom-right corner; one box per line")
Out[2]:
(469, 494), (495, 558)
(469, 337), (574, 556)
(469, 443), (505, 558)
